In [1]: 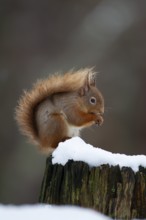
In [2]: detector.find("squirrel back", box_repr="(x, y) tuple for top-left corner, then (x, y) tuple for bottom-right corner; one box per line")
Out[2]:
(15, 68), (104, 154)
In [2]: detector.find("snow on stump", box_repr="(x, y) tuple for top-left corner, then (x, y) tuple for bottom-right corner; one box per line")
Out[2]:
(39, 137), (146, 219)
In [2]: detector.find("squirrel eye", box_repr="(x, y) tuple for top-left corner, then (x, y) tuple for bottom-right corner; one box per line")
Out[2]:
(90, 97), (96, 105)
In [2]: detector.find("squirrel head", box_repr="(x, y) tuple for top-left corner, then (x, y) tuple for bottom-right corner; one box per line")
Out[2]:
(78, 71), (104, 125)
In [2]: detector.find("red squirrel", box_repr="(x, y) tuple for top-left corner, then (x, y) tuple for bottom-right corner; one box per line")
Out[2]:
(15, 68), (104, 154)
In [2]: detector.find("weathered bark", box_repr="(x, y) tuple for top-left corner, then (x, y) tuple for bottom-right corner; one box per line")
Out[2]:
(39, 156), (146, 219)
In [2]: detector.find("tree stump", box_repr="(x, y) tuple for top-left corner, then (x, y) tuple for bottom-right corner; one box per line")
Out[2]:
(39, 156), (146, 219)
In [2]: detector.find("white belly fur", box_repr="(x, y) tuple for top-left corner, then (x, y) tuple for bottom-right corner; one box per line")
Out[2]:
(67, 125), (80, 137)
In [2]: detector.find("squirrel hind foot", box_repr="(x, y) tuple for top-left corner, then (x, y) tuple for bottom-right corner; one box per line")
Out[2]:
(39, 146), (54, 155)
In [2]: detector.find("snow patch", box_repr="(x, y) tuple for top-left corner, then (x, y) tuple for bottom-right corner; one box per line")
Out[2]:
(52, 137), (146, 172)
(0, 205), (111, 220)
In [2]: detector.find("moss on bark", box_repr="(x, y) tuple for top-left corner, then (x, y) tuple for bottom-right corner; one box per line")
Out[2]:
(39, 156), (146, 219)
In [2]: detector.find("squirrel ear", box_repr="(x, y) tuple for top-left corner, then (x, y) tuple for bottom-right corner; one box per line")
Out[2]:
(78, 84), (89, 96)
(78, 71), (96, 96)
(88, 71), (96, 87)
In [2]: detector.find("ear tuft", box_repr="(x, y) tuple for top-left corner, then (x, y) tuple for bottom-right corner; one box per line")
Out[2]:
(78, 69), (96, 96)
(88, 71), (96, 87)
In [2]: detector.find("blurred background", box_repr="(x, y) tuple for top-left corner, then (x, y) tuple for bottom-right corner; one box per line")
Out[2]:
(0, 0), (146, 204)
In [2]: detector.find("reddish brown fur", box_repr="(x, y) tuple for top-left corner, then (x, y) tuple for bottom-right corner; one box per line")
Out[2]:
(15, 68), (96, 146)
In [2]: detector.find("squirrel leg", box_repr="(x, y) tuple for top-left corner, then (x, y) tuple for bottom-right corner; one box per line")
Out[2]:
(38, 113), (69, 152)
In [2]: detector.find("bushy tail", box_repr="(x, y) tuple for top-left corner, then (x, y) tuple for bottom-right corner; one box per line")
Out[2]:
(15, 68), (95, 145)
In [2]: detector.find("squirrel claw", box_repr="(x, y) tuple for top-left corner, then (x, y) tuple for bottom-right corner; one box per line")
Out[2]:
(95, 116), (103, 126)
